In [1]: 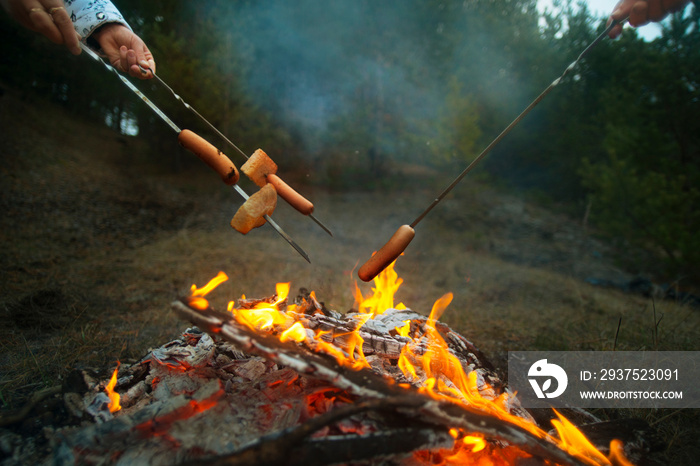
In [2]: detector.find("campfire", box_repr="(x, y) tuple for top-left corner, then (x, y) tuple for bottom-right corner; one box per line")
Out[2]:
(55, 260), (644, 465)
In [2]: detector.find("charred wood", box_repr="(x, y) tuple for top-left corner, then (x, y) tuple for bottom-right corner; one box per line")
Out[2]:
(188, 397), (452, 466)
(171, 300), (589, 466)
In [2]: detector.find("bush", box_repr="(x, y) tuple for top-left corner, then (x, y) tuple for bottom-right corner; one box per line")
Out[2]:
(580, 153), (700, 284)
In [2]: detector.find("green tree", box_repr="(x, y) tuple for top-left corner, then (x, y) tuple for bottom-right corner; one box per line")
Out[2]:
(580, 5), (700, 282)
(417, 76), (481, 168)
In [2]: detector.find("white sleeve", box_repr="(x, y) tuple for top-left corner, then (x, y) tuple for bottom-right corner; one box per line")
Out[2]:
(66, 0), (132, 41)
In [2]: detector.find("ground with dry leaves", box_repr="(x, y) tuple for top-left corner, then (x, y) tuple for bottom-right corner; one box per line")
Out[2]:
(1, 86), (698, 464)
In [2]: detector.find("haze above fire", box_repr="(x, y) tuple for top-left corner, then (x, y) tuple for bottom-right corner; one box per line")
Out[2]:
(203, 0), (664, 169)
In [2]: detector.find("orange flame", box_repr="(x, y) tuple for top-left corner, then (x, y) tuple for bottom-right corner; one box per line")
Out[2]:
(105, 362), (121, 413)
(354, 258), (406, 316)
(229, 287), (293, 331)
(462, 435), (487, 453)
(276, 282), (290, 302)
(395, 320), (411, 337)
(552, 409), (614, 465)
(188, 271), (229, 310)
(280, 322), (307, 343)
(609, 439), (636, 466)
(326, 312), (373, 369)
(209, 277), (372, 370)
(188, 265), (634, 466)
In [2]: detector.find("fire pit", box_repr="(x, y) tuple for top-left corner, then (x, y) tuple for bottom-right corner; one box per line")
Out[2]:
(42, 261), (647, 465)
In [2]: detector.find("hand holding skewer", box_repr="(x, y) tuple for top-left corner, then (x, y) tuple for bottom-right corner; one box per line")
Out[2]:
(91, 23), (155, 79)
(1, 0), (155, 78)
(607, 0), (691, 38)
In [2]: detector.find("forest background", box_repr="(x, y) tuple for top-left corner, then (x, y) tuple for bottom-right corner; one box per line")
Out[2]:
(1, 0), (698, 287)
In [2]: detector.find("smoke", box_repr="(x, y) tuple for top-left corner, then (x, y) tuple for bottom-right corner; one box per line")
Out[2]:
(211, 0), (545, 175)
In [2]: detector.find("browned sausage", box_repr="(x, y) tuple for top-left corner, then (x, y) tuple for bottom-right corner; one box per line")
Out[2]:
(267, 174), (314, 215)
(358, 225), (415, 282)
(178, 129), (239, 185)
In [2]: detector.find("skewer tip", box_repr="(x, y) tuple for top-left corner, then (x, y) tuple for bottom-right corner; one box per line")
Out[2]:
(310, 214), (333, 237)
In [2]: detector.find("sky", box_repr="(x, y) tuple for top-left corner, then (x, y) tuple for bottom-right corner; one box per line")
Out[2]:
(537, 0), (664, 41)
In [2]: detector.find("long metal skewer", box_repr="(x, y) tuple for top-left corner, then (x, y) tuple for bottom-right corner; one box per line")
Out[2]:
(358, 18), (627, 282)
(142, 66), (333, 237)
(410, 18), (623, 228)
(232, 184), (310, 262)
(79, 43), (311, 263)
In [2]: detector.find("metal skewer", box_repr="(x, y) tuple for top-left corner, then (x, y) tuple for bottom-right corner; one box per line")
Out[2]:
(410, 18), (622, 229)
(142, 66), (333, 237)
(80, 43), (311, 263)
(233, 185), (310, 263)
(358, 17), (626, 282)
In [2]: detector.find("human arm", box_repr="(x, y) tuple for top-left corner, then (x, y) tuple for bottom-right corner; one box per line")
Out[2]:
(0, 0), (155, 79)
(608, 0), (691, 38)
(69, 0), (155, 79)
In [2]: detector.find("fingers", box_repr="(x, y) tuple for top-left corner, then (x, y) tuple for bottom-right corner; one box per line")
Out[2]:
(97, 24), (156, 80)
(114, 44), (128, 74)
(629, 1), (650, 27)
(609, 0), (690, 38)
(127, 44), (156, 79)
(27, 5), (62, 43)
(112, 45), (138, 77)
(628, 0), (677, 26)
(607, 23), (624, 39)
(607, 0), (633, 38)
(48, 6), (81, 54)
(117, 44), (155, 80)
(609, 0), (650, 27)
(610, 0), (631, 21)
(25, 2), (80, 54)
(141, 45), (156, 77)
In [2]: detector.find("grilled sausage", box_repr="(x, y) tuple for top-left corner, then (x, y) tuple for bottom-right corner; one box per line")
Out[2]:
(267, 174), (314, 216)
(178, 129), (239, 185)
(358, 225), (415, 282)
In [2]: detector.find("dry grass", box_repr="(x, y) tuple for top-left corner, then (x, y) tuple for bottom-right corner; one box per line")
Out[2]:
(1, 87), (698, 463)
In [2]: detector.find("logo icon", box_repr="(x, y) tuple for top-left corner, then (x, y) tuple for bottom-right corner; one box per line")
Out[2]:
(528, 359), (568, 399)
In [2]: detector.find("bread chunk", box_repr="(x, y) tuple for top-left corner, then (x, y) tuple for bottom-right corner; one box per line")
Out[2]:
(231, 184), (278, 234)
(241, 149), (278, 187)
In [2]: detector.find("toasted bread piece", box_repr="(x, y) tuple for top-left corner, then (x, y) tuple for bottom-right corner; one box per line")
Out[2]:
(231, 184), (278, 234)
(241, 149), (278, 187)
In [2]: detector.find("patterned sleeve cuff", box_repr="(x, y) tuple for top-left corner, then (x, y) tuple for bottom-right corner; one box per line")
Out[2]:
(67, 0), (132, 43)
